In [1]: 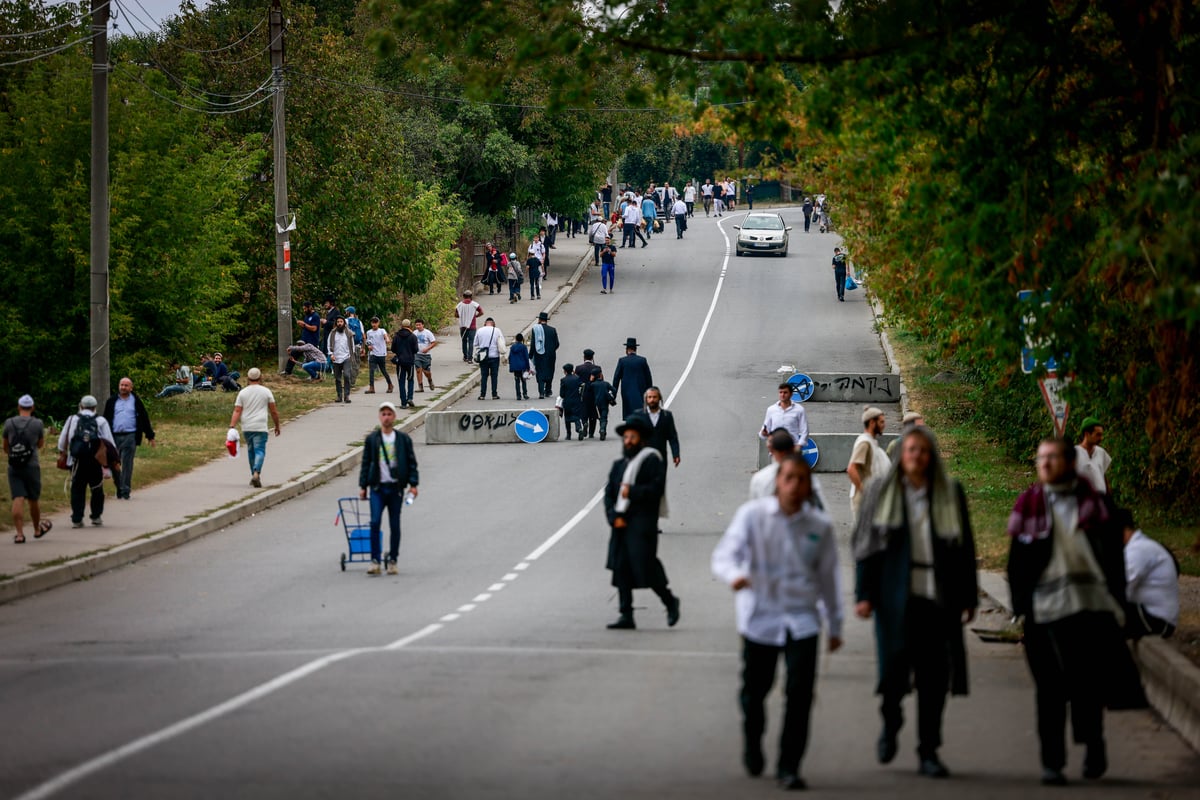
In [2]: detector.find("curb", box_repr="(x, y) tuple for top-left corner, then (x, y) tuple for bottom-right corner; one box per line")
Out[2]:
(978, 570), (1200, 755)
(867, 293), (910, 416)
(0, 250), (595, 606)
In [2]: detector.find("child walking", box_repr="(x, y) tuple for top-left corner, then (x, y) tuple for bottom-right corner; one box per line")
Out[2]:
(509, 333), (531, 400)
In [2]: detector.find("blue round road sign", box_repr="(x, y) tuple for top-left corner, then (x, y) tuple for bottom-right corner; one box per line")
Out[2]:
(787, 372), (815, 403)
(800, 437), (820, 468)
(515, 409), (550, 444)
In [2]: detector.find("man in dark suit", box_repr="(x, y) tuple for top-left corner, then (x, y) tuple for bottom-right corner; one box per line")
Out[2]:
(604, 413), (680, 630)
(643, 386), (680, 468)
(612, 337), (654, 420)
(575, 349), (602, 430)
(103, 377), (156, 500)
(530, 311), (560, 399)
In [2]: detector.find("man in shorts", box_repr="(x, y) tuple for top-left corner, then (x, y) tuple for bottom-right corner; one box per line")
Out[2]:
(4, 394), (49, 543)
(414, 319), (438, 392)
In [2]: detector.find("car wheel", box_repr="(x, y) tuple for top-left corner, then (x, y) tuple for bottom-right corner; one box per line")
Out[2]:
(780, 247), (788, 257)
(736, 249), (744, 257)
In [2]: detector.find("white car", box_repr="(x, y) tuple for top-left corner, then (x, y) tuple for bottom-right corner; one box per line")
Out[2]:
(734, 213), (792, 256)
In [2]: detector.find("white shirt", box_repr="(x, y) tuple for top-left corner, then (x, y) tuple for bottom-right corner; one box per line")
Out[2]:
(415, 328), (436, 352)
(622, 203), (642, 225)
(456, 300), (481, 329)
(760, 401), (808, 446)
(328, 330), (353, 364)
(712, 496), (843, 646)
(233, 384), (275, 433)
(475, 326), (505, 358)
(672, 199), (687, 216)
(377, 430), (399, 484)
(701, 182), (713, 197)
(365, 327), (390, 357)
(848, 433), (891, 501)
(1125, 530), (1180, 625)
(683, 185), (696, 202)
(1075, 445), (1111, 494)
(749, 462), (829, 510)
(904, 482), (938, 601)
(529, 240), (546, 262)
(57, 411), (117, 467)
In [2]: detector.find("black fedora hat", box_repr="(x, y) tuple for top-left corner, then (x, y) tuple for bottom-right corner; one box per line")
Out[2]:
(622, 337), (639, 349)
(615, 412), (654, 438)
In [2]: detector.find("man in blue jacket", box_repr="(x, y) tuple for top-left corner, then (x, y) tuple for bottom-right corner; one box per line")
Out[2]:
(358, 402), (419, 576)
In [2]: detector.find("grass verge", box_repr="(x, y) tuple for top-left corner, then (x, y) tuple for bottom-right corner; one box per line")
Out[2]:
(1, 373), (333, 532)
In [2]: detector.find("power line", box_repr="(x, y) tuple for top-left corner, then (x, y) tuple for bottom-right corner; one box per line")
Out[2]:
(0, 0), (109, 39)
(112, 0), (268, 59)
(0, 28), (101, 66)
(0, 27), (99, 54)
(113, 63), (276, 115)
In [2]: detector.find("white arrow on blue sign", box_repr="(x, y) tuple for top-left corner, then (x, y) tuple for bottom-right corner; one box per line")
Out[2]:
(800, 437), (820, 468)
(515, 409), (550, 443)
(1018, 289), (1062, 374)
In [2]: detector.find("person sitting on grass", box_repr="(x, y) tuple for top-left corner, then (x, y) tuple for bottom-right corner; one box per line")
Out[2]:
(156, 362), (195, 398)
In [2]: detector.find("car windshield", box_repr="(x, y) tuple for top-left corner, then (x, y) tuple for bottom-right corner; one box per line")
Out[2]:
(741, 216), (783, 230)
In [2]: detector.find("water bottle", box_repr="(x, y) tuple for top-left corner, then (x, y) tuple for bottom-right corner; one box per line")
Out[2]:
(404, 489), (416, 506)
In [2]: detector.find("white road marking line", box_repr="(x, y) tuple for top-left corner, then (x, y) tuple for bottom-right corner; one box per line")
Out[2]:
(457, 604), (477, 612)
(487, 583), (506, 592)
(502, 573), (519, 581)
(440, 613), (461, 622)
(473, 593), (492, 602)
(17, 232), (736, 800)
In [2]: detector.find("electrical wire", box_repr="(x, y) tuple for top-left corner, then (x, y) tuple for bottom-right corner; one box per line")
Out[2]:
(114, 62), (277, 115)
(0, 0), (109, 40)
(0, 27), (98, 54)
(0, 28), (101, 66)
(113, 0), (266, 58)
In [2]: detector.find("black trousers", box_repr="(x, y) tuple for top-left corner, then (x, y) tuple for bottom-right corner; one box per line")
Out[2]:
(880, 596), (951, 759)
(742, 634), (819, 775)
(616, 561), (673, 616)
(834, 266), (846, 300)
(1023, 613), (1108, 770)
(70, 457), (105, 523)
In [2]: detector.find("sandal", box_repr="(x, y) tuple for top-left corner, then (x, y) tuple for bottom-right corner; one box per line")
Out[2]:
(35, 519), (52, 538)
(13, 533), (25, 543)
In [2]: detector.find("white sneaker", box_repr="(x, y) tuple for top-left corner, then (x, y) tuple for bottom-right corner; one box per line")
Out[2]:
(366, 561), (381, 576)
(387, 562), (398, 576)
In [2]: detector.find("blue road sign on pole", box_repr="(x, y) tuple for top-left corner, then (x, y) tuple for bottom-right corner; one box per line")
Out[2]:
(800, 437), (820, 468)
(787, 372), (815, 403)
(515, 409), (550, 443)
(1018, 289), (1061, 374)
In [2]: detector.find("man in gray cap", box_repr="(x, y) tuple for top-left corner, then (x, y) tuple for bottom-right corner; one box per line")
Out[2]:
(847, 406), (889, 523)
(4, 394), (49, 542)
(57, 395), (116, 528)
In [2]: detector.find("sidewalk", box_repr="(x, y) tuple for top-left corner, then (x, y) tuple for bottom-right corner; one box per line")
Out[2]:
(0, 234), (596, 602)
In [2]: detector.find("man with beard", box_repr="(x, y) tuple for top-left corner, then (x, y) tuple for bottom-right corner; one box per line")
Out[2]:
(603, 413), (681, 630)
(642, 386), (680, 469)
(327, 316), (360, 403)
(530, 312), (560, 400)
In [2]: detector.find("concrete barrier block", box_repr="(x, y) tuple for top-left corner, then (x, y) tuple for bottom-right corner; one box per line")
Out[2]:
(806, 373), (902, 403)
(426, 408), (561, 444)
(757, 433), (898, 471)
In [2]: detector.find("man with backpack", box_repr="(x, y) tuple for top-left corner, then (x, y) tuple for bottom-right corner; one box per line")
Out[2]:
(4, 394), (49, 543)
(57, 394), (116, 528)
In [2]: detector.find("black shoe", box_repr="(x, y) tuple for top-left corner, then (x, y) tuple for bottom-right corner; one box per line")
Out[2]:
(1041, 768), (1068, 786)
(478, 395), (486, 400)
(1083, 741), (1107, 780)
(492, 394), (499, 400)
(877, 729), (898, 764)
(743, 746), (765, 777)
(918, 757), (950, 778)
(606, 615), (636, 630)
(666, 596), (681, 627)
(777, 773), (807, 791)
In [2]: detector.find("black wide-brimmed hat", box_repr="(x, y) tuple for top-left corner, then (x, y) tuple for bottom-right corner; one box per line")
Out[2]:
(622, 337), (639, 349)
(615, 412), (654, 438)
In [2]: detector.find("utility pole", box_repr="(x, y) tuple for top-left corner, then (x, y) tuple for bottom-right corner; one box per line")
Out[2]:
(270, 0), (291, 370)
(90, 0), (110, 399)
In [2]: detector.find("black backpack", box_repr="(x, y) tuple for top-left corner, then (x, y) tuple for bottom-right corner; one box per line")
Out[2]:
(69, 414), (100, 459)
(6, 418), (35, 466)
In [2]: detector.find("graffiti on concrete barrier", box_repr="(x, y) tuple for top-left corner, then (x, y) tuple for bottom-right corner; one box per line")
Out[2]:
(458, 412), (518, 431)
(812, 375), (895, 398)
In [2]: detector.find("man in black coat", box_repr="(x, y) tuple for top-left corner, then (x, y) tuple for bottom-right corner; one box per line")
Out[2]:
(558, 364), (585, 440)
(359, 402), (419, 575)
(103, 377), (156, 500)
(604, 413), (680, 630)
(643, 386), (680, 468)
(1007, 437), (1145, 787)
(612, 337), (653, 420)
(530, 312), (560, 399)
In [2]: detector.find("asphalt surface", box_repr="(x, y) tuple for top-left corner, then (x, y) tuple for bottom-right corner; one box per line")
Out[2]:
(2, 209), (1198, 799)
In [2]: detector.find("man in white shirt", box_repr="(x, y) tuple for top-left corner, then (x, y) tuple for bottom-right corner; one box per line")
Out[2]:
(701, 179), (714, 216)
(455, 290), (483, 364)
(364, 316), (394, 394)
(474, 318), (506, 400)
(672, 197), (688, 238)
(58, 394), (117, 528)
(1075, 417), (1112, 494)
(621, 200), (646, 249)
(750, 428), (827, 510)
(229, 368), (281, 488)
(683, 180), (696, 217)
(713, 454), (843, 790)
(1117, 508), (1179, 638)
(541, 211), (558, 248)
(327, 316), (359, 404)
(847, 407), (890, 522)
(759, 384), (809, 448)
(413, 319), (438, 392)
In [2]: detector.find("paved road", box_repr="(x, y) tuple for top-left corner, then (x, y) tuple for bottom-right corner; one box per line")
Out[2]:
(2, 212), (1197, 799)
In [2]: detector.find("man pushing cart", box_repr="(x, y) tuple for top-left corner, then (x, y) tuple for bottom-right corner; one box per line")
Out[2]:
(357, 401), (419, 576)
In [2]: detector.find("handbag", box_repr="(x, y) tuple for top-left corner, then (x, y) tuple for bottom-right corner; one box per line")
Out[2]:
(56, 451), (69, 471)
(474, 328), (494, 364)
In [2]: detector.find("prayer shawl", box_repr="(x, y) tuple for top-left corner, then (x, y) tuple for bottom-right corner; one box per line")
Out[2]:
(1006, 480), (1109, 544)
(614, 446), (668, 518)
(853, 433), (962, 562)
(532, 323), (546, 355)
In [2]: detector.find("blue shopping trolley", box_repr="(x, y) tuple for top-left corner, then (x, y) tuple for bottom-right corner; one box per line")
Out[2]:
(336, 497), (373, 571)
